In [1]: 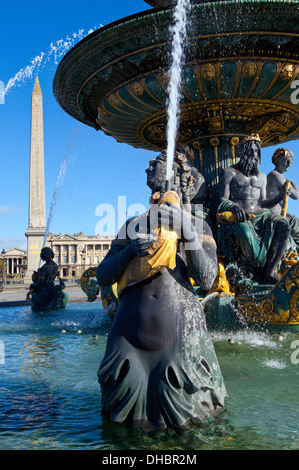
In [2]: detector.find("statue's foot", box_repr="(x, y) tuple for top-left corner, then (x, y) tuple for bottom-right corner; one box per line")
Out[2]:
(255, 270), (280, 285)
(262, 273), (281, 285)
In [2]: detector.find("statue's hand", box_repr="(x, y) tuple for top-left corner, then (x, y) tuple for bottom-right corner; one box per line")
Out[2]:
(280, 180), (291, 199)
(130, 233), (157, 257)
(158, 202), (194, 241)
(231, 204), (250, 222)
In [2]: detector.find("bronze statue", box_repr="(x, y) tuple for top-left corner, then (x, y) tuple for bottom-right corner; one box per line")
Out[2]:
(267, 148), (299, 252)
(217, 134), (292, 284)
(267, 148), (299, 215)
(97, 151), (227, 430)
(28, 247), (68, 312)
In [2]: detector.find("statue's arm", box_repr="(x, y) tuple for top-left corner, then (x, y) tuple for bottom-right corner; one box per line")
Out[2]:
(262, 173), (287, 208)
(184, 219), (218, 291)
(192, 173), (206, 203)
(30, 268), (46, 289)
(97, 217), (156, 287)
(96, 243), (135, 287)
(218, 168), (233, 202)
(266, 171), (282, 200)
(289, 180), (299, 200)
(158, 202), (217, 291)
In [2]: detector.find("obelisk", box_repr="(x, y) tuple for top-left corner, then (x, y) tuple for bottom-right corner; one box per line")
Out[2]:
(25, 77), (46, 282)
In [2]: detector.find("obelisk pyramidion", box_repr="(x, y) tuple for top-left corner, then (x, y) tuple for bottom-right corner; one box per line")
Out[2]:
(25, 77), (46, 282)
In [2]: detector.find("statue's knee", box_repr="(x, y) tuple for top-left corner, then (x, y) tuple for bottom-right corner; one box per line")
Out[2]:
(231, 222), (247, 237)
(230, 223), (256, 259)
(278, 220), (292, 236)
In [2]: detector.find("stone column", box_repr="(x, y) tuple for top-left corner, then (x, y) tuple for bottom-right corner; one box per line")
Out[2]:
(25, 77), (46, 283)
(76, 245), (80, 277)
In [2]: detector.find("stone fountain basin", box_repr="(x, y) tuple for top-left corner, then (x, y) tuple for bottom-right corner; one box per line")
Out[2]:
(53, 0), (299, 151)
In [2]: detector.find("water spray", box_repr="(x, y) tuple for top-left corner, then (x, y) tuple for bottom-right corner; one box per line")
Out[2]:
(165, 0), (190, 193)
(39, 129), (78, 267)
(3, 26), (102, 98)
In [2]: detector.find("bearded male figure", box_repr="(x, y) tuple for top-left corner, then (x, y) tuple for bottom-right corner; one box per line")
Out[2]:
(217, 135), (291, 284)
(97, 151), (227, 430)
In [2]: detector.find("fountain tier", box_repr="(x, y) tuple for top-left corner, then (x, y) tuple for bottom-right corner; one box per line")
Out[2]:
(53, 0), (299, 194)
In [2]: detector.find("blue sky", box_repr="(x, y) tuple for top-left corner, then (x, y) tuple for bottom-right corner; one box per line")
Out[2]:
(1, 0), (299, 251)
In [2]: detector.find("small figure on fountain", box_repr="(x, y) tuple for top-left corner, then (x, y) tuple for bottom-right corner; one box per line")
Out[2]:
(267, 148), (299, 215)
(27, 247), (68, 312)
(267, 148), (299, 254)
(216, 134), (292, 285)
(97, 151), (227, 430)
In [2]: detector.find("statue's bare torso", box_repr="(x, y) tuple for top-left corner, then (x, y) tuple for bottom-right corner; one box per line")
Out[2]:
(220, 165), (267, 213)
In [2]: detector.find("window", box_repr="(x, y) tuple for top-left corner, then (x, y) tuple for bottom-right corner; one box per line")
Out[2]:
(63, 256), (67, 263)
(71, 256), (76, 264)
(55, 256), (59, 264)
(54, 246), (59, 252)
(94, 256), (99, 264)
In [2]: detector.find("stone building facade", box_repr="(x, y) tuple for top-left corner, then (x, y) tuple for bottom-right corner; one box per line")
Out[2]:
(1, 248), (27, 277)
(47, 233), (115, 278)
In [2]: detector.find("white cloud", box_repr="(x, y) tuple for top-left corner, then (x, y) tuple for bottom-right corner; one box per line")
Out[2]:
(0, 206), (20, 216)
(0, 237), (27, 251)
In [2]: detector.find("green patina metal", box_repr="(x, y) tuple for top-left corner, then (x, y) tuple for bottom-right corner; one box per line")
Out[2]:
(201, 261), (299, 331)
(54, 0), (299, 328)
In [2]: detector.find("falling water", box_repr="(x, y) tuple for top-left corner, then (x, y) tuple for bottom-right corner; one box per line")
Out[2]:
(166, 0), (190, 185)
(40, 130), (78, 265)
(2, 26), (102, 98)
(41, 155), (68, 250)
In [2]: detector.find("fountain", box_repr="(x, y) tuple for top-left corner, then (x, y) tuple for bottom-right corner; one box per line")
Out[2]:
(52, 0), (299, 425)
(53, 0), (299, 331)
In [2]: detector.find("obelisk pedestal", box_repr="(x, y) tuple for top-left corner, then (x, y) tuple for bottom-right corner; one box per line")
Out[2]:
(25, 77), (46, 283)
